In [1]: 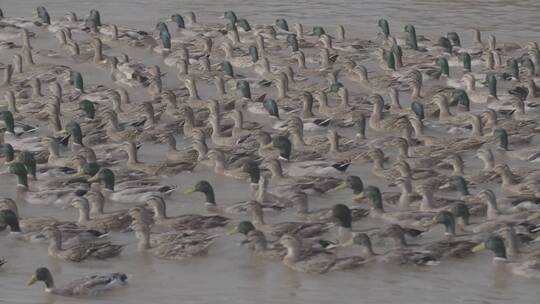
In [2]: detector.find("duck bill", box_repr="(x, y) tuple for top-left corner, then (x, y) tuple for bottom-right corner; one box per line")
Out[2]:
(260, 143), (273, 151)
(87, 175), (100, 183)
(422, 219), (437, 228)
(329, 181), (348, 192)
(341, 238), (355, 247)
(27, 274), (38, 286)
(472, 243), (486, 253)
(183, 187), (196, 194)
(527, 212), (540, 221)
(226, 227), (238, 235)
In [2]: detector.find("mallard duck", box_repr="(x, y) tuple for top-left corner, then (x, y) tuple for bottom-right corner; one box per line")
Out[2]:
(247, 200), (331, 239)
(206, 149), (249, 179)
(145, 195), (228, 231)
(68, 195), (130, 231)
(262, 158), (342, 194)
(344, 233), (438, 266)
(28, 267), (128, 296)
(0, 197), (77, 233)
(41, 226), (123, 262)
(368, 94), (408, 132)
(130, 218), (217, 260)
(279, 234), (365, 273)
(8, 163), (77, 205)
(244, 230), (284, 259)
(183, 180), (255, 214)
(159, 133), (206, 166)
(472, 235), (540, 279)
(493, 164), (540, 197)
(294, 192), (368, 223)
(363, 186), (433, 225)
(87, 168), (176, 204)
(122, 141), (165, 175)
(264, 136), (350, 178)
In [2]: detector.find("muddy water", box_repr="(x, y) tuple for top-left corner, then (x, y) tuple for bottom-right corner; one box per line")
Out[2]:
(1, 1), (539, 303)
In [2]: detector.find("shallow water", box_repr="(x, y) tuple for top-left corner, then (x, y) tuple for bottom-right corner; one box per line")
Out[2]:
(1, 1), (540, 303)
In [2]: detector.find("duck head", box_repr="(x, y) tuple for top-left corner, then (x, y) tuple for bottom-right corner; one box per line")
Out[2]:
(36, 7), (50, 25)
(0, 209), (21, 232)
(0, 111), (15, 134)
(223, 11), (237, 25)
(160, 28), (171, 50)
(237, 19), (251, 32)
(425, 211), (456, 236)
(486, 74), (497, 98)
(270, 135), (291, 161)
(472, 235), (507, 259)
(171, 14), (185, 29)
(237, 80), (251, 99)
(378, 19), (390, 39)
(287, 34), (299, 52)
(0, 144), (15, 162)
(404, 24), (418, 50)
(452, 203), (470, 226)
(450, 176), (470, 196)
(447, 32), (461, 47)
(242, 160), (260, 184)
(364, 185), (384, 211)
(70, 71), (84, 92)
(460, 53), (471, 72)
(275, 18), (289, 31)
(88, 168), (115, 191)
(493, 128), (508, 150)
(263, 98), (279, 119)
(184, 180), (216, 205)
(9, 162), (28, 189)
(79, 100), (95, 119)
(332, 204), (352, 229)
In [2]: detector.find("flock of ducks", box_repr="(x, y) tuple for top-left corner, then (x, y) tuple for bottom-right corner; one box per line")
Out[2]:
(1, 6), (540, 297)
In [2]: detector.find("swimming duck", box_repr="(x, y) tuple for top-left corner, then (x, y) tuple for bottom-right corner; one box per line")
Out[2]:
(293, 192), (368, 223)
(247, 200), (331, 239)
(87, 168), (176, 204)
(368, 94), (408, 132)
(472, 235), (540, 279)
(130, 218), (218, 260)
(8, 163), (77, 205)
(145, 195), (228, 231)
(279, 234), (365, 273)
(68, 196), (130, 231)
(41, 225), (123, 262)
(27, 267), (128, 296)
(344, 233), (438, 266)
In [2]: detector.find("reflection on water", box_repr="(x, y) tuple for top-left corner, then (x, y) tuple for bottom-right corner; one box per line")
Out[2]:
(0, 0), (539, 303)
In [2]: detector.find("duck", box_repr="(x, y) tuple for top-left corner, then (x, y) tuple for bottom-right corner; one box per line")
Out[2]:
(264, 135), (350, 178)
(27, 267), (128, 296)
(130, 217), (218, 260)
(145, 195), (229, 231)
(183, 180), (256, 214)
(472, 235), (540, 279)
(8, 163), (77, 205)
(368, 94), (408, 132)
(293, 191), (368, 222)
(262, 158), (342, 194)
(158, 133), (206, 167)
(344, 232), (438, 266)
(68, 196), (130, 231)
(87, 168), (177, 204)
(243, 230), (284, 259)
(247, 200), (331, 239)
(493, 164), (540, 197)
(279, 234), (365, 273)
(41, 225), (123, 262)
